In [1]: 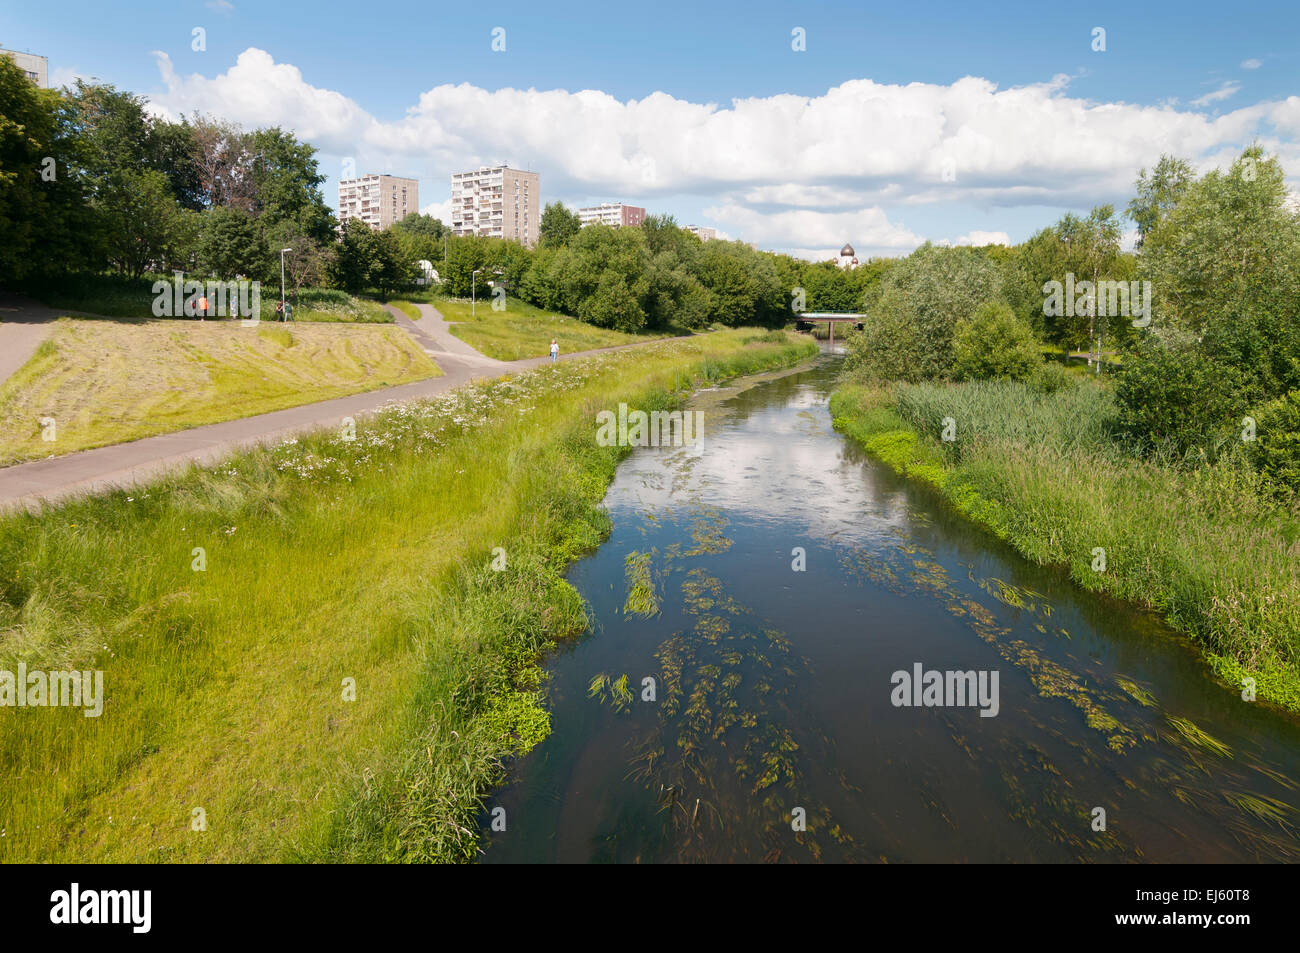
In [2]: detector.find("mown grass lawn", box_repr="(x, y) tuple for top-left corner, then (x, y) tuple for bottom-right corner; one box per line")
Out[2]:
(0, 318), (440, 465)
(0, 329), (816, 863)
(435, 296), (676, 360)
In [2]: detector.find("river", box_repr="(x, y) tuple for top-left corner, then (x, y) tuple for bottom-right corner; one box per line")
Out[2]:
(481, 353), (1300, 863)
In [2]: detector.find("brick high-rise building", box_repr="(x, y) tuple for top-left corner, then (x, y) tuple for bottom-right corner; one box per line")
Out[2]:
(337, 174), (419, 230)
(450, 165), (539, 247)
(578, 203), (646, 228)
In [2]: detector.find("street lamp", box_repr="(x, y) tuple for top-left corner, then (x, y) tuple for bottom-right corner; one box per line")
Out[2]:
(280, 248), (293, 321)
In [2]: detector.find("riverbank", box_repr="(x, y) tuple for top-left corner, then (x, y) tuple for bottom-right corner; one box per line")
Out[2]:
(0, 329), (816, 863)
(829, 381), (1300, 714)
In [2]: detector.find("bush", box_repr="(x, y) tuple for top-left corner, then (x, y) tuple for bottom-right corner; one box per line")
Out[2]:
(1114, 334), (1245, 457)
(952, 301), (1043, 381)
(1027, 361), (1074, 395)
(1248, 390), (1300, 496)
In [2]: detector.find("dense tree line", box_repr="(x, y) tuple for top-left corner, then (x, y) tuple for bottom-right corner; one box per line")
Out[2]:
(0, 55), (334, 291)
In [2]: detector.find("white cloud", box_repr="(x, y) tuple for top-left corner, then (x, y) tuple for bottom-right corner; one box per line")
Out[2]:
(1241, 58), (1262, 70)
(206, 0), (235, 13)
(953, 230), (1010, 247)
(145, 48), (1299, 254)
(49, 66), (94, 89)
(419, 197), (454, 222)
(1190, 81), (1242, 107)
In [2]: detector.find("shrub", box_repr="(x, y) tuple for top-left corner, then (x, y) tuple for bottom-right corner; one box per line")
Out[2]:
(1026, 361), (1073, 395)
(1114, 334), (1243, 457)
(952, 301), (1043, 381)
(1248, 390), (1300, 497)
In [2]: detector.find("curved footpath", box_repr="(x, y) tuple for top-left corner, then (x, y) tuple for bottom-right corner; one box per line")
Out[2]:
(0, 301), (684, 510)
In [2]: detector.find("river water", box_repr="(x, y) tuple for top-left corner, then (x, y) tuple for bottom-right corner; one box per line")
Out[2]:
(481, 354), (1300, 863)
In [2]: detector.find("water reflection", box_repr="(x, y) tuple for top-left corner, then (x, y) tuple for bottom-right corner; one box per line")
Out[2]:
(482, 356), (1300, 863)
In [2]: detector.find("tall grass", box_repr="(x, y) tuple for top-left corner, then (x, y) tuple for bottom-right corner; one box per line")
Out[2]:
(0, 329), (816, 863)
(831, 378), (1300, 712)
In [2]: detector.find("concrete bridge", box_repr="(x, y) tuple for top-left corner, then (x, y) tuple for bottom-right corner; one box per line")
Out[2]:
(793, 312), (866, 346)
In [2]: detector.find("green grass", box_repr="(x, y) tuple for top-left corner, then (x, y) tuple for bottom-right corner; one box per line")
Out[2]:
(389, 300), (421, 320)
(0, 329), (816, 863)
(830, 378), (1300, 713)
(0, 318), (440, 465)
(293, 289), (393, 323)
(436, 296), (676, 361)
(18, 274), (392, 324)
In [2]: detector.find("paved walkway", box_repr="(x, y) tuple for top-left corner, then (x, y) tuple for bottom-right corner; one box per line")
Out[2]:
(0, 301), (676, 510)
(0, 293), (61, 387)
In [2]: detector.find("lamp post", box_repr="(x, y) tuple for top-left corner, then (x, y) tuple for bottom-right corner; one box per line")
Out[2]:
(280, 248), (292, 321)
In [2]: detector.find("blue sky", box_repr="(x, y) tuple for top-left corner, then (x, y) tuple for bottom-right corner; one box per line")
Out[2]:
(4, 0), (1298, 257)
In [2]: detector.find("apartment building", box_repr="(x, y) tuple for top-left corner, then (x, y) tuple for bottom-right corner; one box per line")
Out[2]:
(2, 49), (48, 87)
(337, 174), (419, 230)
(450, 165), (539, 247)
(577, 203), (647, 228)
(686, 225), (717, 242)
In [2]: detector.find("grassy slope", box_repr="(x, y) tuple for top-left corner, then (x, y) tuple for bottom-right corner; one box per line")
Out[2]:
(24, 275), (392, 323)
(436, 296), (672, 361)
(0, 319), (440, 465)
(0, 329), (817, 863)
(829, 380), (1300, 713)
(389, 300), (421, 320)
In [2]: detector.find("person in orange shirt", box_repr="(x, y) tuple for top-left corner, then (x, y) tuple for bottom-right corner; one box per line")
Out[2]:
(197, 293), (209, 321)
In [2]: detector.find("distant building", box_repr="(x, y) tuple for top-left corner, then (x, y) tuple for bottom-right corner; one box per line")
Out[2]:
(686, 225), (717, 242)
(450, 165), (540, 247)
(578, 203), (647, 228)
(2, 49), (48, 87)
(837, 242), (859, 270)
(338, 174), (419, 230)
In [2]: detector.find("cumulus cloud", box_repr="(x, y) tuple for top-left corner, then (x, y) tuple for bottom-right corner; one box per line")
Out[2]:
(145, 48), (1298, 256)
(953, 230), (1010, 247)
(1241, 58), (1262, 70)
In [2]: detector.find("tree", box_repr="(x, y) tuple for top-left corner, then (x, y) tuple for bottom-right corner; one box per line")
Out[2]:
(693, 240), (784, 326)
(1127, 155), (1193, 247)
(953, 302), (1043, 381)
(368, 228), (416, 300)
(330, 219), (375, 294)
(0, 55), (67, 281)
(188, 115), (256, 211)
(558, 225), (651, 329)
(539, 201), (581, 248)
(271, 227), (334, 301)
(198, 205), (268, 278)
(393, 212), (446, 241)
(98, 169), (188, 279)
(247, 127), (334, 243)
(847, 243), (1004, 381)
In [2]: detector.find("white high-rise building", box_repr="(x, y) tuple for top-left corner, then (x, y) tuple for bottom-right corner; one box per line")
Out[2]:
(1, 49), (48, 88)
(337, 174), (418, 230)
(578, 203), (646, 228)
(450, 165), (539, 247)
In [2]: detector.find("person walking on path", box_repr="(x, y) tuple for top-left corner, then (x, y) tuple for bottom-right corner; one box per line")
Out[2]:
(549, 338), (559, 363)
